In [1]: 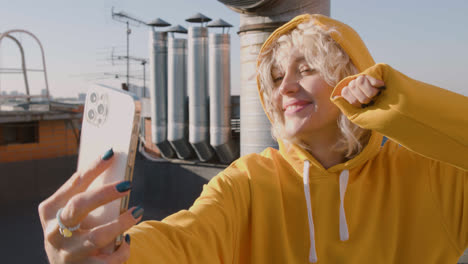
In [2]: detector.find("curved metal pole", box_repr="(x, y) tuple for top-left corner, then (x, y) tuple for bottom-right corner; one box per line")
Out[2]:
(0, 34), (31, 102)
(0, 29), (50, 100)
(126, 21), (130, 88)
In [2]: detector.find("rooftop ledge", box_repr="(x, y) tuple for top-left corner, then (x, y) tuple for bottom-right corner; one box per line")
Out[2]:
(0, 100), (83, 123)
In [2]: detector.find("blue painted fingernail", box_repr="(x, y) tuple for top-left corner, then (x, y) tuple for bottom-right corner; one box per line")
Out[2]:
(102, 148), (114, 160)
(132, 206), (144, 219)
(125, 234), (131, 245)
(116, 181), (132, 192)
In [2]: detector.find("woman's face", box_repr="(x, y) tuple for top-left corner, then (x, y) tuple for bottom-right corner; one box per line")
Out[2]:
(272, 50), (341, 141)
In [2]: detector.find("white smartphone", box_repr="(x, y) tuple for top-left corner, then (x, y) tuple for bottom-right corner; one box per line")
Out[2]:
(77, 84), (140, 253)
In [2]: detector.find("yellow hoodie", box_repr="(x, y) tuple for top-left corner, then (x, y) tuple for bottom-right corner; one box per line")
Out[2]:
(126, 14), (468, 263)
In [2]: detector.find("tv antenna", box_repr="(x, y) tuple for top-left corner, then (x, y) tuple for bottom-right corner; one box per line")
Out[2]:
(111, 7), (147, 88)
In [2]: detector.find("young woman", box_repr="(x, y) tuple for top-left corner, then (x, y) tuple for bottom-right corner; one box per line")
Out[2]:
(39, 14), (468, 263)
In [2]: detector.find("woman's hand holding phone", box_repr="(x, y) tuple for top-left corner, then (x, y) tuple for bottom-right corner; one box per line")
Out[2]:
(38, 149), (144, 264)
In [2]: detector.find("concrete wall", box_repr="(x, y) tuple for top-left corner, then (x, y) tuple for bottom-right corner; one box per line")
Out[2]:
(131, 151), (225, 220)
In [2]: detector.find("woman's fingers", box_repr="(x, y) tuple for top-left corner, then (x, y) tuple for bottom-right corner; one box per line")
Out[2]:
(81, 207), (143, 256)
(53, 149), (114, 205)
(100, 234), (131, 264)
(55, 149), (115, 204)
(39, 149), (115, 225)
(341, 75), (385, 107)
(366, 75), (385, 87)
(59, 180), (132, 229)
(90, 235), (130, 264)
(341, 85), (359, 106)
(348, 77), (371, 104)
(356, 75), (381, 99)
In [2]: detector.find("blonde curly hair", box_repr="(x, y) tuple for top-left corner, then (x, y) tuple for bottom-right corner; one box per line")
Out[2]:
(257, 19), (371, 158)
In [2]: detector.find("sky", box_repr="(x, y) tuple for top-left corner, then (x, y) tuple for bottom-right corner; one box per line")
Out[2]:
(0, 0), (467, 98)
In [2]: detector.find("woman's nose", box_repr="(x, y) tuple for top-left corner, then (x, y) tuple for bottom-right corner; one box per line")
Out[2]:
(279, 71), (300, 95)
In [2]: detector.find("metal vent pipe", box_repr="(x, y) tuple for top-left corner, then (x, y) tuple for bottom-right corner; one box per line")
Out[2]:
(149, 29), (175, 158)
(167, 26), (193, 159)
(208, 22), (238, 164)
(217, 0), (330, 156)
(187, 21), (215, 161)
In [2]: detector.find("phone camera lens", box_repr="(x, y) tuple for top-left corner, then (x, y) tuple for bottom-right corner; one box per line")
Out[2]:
(90, 93), (97, 103)
(97, 104), (105, 114)
(88, 109), (96, 120)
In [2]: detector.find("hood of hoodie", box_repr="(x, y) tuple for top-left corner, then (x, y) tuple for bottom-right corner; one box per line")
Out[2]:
(256, 14), (383, 176)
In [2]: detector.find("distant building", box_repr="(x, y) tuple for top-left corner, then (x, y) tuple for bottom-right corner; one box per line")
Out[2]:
(128, 84), (149, 99)
(78, 93), (86, 102)
(0, 101), (83, 163)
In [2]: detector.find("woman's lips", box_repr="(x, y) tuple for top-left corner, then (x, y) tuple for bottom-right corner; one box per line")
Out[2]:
(283, 102), (313, 115)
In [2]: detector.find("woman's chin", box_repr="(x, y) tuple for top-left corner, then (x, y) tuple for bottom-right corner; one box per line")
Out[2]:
(285, 119), (312, 139)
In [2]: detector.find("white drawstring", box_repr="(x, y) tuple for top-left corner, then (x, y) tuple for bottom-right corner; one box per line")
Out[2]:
(303, 160), (318, 263)
(339, 170), (350, 241)
(303, 161), (351, 262)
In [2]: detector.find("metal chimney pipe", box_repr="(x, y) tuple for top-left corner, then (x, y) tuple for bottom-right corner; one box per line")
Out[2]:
(208, 33), (238, 164)
(217, 0), (330, 156)
(208, 19), (238, 164)
(149, 29), (175, 158)
(186, 13), (215, 162)
(166, 26), (193, 159)
(187, 26), (214, 161)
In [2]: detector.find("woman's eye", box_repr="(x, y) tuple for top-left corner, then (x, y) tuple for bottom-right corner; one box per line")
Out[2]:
(273, 76), (284, 83)
(300, 68), (315, 74)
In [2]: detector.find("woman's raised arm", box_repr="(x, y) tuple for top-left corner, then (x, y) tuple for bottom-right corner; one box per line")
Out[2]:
(331, 63), (468, 171)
